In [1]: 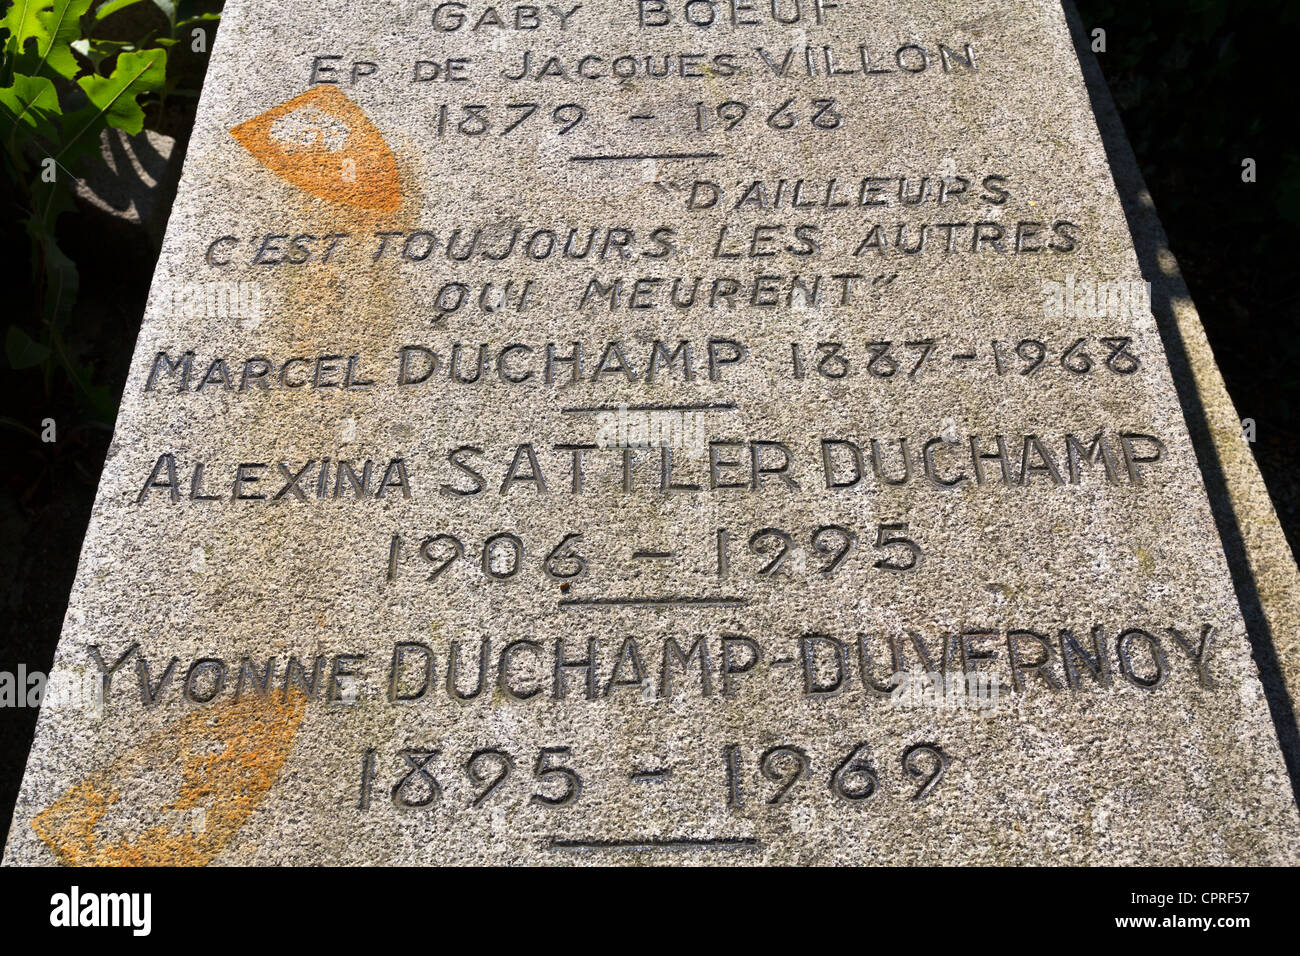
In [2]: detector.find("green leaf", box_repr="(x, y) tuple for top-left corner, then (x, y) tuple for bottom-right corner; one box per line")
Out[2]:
(33, 0), (93, 79)
(1, 0), (46, 60)
(2, 0), (93, 79)
(5, 325), (51, 370)
(56, 45), (164, 159)
(0, 72), (60, 141)
(93, 0), (147, 20)
(69, 36), (137, 72)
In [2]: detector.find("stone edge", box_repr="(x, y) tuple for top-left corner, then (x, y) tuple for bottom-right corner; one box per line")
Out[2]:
(1062, 0), (1300, 806)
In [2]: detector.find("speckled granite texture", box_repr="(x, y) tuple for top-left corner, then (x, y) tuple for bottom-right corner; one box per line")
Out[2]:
(5, 0), (1299, 865)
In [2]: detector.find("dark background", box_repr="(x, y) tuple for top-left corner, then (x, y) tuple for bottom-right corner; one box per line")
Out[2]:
(1, 1), (1297, 848)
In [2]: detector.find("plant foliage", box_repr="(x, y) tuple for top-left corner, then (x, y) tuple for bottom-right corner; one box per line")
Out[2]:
(0, 0), (217, 419)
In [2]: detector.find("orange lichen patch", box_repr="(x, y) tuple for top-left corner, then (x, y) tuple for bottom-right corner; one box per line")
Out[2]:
(230, 85), (401, 212)
(31, 691), (307, 866)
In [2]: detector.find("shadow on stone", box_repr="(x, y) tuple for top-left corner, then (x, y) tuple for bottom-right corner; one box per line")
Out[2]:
(1062, 0), (1300, 804)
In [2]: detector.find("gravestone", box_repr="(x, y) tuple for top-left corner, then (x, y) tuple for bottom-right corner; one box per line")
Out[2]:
(5, 0), (1300, 865)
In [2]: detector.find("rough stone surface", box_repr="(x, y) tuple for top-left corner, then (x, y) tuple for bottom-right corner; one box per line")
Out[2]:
(5, 0), (1300, 865)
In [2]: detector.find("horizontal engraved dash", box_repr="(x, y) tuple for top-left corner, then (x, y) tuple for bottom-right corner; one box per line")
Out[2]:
(629, 769), (670, 782)
(631, 550), (676, 560)
(569, 152), (723, 163)
(561, 402), (737, 414)
(547, 837), (759, 851)
(558, 596), (747, 609)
